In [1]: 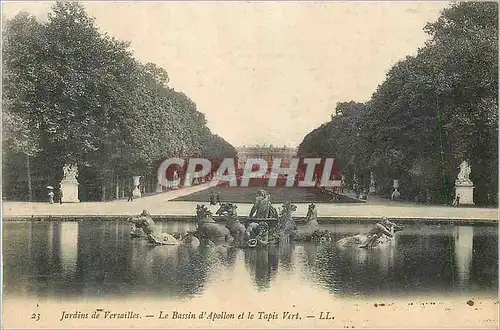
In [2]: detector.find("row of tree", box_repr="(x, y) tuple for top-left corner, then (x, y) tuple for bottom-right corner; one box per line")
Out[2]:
(3, 2), (237, 201)
(298, 2), (498, 205)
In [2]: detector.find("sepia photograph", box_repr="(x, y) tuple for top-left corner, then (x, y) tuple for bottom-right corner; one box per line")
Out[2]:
(2, 1), (498, 328)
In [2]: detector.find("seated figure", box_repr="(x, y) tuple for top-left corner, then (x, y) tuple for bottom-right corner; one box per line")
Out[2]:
(359, 217), (395, 248)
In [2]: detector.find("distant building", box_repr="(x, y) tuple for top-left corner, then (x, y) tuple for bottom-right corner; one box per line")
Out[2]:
(236, 145), (297, 169)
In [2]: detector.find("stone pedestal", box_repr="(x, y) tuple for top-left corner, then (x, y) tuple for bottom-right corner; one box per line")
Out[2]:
(455, 185), (475, 205)
(60, 181), (80, 203)
(132, 176), (141, 198)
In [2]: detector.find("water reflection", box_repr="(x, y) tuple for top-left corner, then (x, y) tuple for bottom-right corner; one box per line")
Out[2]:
(243, 247), (279, 291)
(2, 221), (498, 299)
(454, 226), (474, 289)
(57, 222), (79, 279)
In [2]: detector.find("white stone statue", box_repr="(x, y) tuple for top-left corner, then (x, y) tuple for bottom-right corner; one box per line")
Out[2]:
(60, 164), (80, 203)
(133, 176), (141, 187)
(62, 164), (78, 182)
(455, 160), (474, 205)
(391, 188), (400, 201)
(369, 172), (376, 193)
(132, 176), (141, 198)
(456, 161), (473, 185)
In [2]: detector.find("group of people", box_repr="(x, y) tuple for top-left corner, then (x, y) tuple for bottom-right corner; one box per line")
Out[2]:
(352, 183), (370, 200)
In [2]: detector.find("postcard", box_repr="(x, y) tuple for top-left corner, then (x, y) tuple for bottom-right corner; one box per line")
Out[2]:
(2, 1), (498, 328)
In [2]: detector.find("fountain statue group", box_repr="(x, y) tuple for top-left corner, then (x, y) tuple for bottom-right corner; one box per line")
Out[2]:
(129, 189), (401, 249)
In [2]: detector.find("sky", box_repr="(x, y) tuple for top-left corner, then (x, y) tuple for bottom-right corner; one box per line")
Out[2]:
(2, 1), (449, 148)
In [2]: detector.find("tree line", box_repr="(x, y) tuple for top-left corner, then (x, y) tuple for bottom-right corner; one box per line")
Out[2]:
(298, 2), (498, 205)
(3, 1), (237, 202)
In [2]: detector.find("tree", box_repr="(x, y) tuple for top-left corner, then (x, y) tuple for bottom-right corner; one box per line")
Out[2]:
(298, 2), (498, 205)
(3, 2), (238, 201)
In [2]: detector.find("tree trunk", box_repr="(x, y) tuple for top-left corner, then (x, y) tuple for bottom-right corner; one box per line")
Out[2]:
(101, 184), (106, 202)
(27, 154), (33, 202)
(115, 174), (119, 199)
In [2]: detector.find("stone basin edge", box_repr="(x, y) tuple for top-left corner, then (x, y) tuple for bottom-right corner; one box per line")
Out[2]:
(2, 215), (498, 226)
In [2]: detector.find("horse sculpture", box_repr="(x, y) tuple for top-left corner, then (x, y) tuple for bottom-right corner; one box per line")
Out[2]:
(216, 202), (246, 245)
(292, 203), (330, 242)
(129, 210), (180, 245)
(274, 201), (298, 244)
(195, 204), (232, 242)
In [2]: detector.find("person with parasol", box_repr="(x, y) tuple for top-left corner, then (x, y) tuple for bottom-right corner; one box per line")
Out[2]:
(47, 186), (54, 204)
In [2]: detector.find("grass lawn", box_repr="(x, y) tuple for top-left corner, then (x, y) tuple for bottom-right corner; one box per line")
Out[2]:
(173, 185), (362, 203)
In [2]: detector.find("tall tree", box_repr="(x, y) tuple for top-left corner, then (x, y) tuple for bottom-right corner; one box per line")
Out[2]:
(298, 2), (498, 204)
(3, 2), (238, 201)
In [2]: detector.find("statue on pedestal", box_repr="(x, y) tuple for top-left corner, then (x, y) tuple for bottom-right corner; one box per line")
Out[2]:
(455, 160), (474, 205)
(391, 179), (400, 201)
(352, 174), (360, 199)
(132, 176), (141, 198)
(369, 172), (376, 193)
(60, 164), (80, 203)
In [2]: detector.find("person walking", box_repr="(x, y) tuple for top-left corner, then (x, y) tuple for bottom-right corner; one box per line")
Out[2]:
(216, 192), (221, 205)
(128, 188), (134, 202)
(48, 189), (54, 204)
(59, 188), (63, 204)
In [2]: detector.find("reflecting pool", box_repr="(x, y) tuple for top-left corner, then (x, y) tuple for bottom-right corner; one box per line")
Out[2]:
(3, 221), (497, 300)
